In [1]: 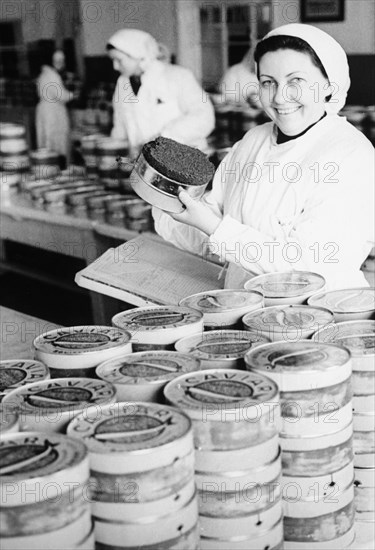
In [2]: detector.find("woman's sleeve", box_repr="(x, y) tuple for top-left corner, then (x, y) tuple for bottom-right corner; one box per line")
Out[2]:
(209, 144), (375, 287)
(161, 68), (215, 144)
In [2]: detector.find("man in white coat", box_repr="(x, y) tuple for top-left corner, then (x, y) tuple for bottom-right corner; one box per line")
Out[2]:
(107, 29), (215, 154)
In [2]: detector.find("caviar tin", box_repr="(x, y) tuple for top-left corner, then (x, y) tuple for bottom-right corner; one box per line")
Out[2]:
(33, 326), (132, 378)
(245, 341), (352, 391)
(164, 369), (280, 450)
(129, 152), (209, 213)
(30, 148), (60, 178)
(175, 330), (271, 369)
(242, 304), (335, 341)
(244, 271), (326, 306)
(0, 123), (26, 139)
(0, 431), (89, 505)
(3, 378), (117, 433)
(96, 350), (201, 402)
(307, 287), (375, 322)
(0, 432), (91, 549)
(112, 306), (203, 351)
(67, 401), (193, 474)
(179, 289), (264, 329)
(0, 360), (50, 401)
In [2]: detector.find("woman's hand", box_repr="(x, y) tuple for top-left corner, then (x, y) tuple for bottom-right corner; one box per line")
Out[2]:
(170, 190), (222, 235)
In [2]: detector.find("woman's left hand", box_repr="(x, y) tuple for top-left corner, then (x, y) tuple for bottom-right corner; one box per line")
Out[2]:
(170, 190), (222, 235)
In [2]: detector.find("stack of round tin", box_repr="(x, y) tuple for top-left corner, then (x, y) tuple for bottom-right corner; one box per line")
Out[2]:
(175, 330), (271, 369)
(0, 432), (94, 549)
(164, 369), (283, 549)
(30, 149), (60, 179)
(179, 289), (264, 330)
(33, 325), (132, 378)
(245, 341), (355, 549)
(112, 306), (204, 352)
(2, 377), (117, 433)
(0, 123), (30, 185)
(244, 271), (326, 306)
(80, 134), (105, 179)
(313, 320), (375, 544)
(95, 137), (128, 189)
(96, 350), (201, 402)
(67, 402), (199, 549)
(242, 304), (335, 341)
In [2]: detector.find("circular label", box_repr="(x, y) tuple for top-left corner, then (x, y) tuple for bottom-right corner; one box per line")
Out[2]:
(33, 326), (131, 356)
(165, 370), (278, 411)
(180, 290), (263, 313)
(245, 271), (325, 298)
(96, 351), (200, 385)
(0, 432), (87, 480)
(175, 330), (270, 360)
(2, 378), (116, 414)
(0, 360), (49, 395)
(112, 306), (202, 332)
(308, 288), (375, 313)
(243, 305), (334, 332)
(245, 341), (351, 373)
(313, 321), (375, 356)
(67, 402), (192, 453)
(0, 407), (18, 432)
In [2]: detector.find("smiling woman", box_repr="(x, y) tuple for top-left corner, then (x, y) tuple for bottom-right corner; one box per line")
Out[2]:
(153, 23), (374, 291)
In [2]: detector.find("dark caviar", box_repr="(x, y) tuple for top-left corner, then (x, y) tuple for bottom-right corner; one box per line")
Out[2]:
(142, 136), (215, 186)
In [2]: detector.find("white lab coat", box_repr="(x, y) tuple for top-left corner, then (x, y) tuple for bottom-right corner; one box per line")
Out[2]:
(111, 60), (215, 152)
(36, 66), (72, 157)
(153, 115), (375, 291)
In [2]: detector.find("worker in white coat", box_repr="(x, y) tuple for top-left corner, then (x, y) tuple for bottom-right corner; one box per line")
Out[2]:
(36, 50), (73, 167)
(153, 24), (374, 291)
(219, 48), (261, 107)
(107, 29), (215, 154)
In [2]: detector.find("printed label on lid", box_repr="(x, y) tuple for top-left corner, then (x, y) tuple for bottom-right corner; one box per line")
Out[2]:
(96, 351), (200, 384)
(33, 326), (131, 355)
(245, 271), (325, 298)
(176, 330), (270, 359)
(0, 408), (18, 431)
(67, 402), (192, 453)
(113, 307), (202, 332)
(3, 378), (116, 413)
(0, 360), (49, 394)
(0, 432), (87, 480)
(309, 288), (375, 313)
(165, 370), (278, 410)
(243, 305), (333, 331)
(314, 321), (375, 355)
(180, 290), (263, 312)
(245, 341), (351, 372)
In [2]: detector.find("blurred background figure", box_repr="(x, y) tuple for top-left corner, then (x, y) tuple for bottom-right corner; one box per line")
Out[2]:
(107, 29), (215, 154)
(219, 47), (261, 107)
(157, 43), (172, 64)
(35, 49), (75, 168)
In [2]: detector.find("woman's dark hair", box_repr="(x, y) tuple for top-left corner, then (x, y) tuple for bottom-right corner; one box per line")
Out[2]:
(254, 35), (329, 78)
(254, 35), (331, 101)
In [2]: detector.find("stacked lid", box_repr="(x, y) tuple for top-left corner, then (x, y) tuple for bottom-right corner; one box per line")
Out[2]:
(307, 287), (375, 322)
(0, 432), (93, 550)
(0, 359), (50, 401)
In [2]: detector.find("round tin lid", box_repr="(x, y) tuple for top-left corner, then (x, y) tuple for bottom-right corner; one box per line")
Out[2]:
(96, 351), (201, 386)
(244, 271), (325, 298)
(179, 289), (263, 314)
(2, 377), (116, 415)
(307, 288), (375, 314)
(175, 330), (270, 360)
(0, 432), (89, 505)
(0, 360), (49, 397)
(312, 320), (375, 357)
(112, 306), (203, 333)
(164, 369), (279, 420)
(33, 326), (132, 357)
(0, 406), (18, 433)
(245, 341), (351, 389)
(67, 402), (193, 472)
(242, 305), (334, 333)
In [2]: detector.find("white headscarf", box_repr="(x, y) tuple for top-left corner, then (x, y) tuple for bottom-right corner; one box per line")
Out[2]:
(107, 29), (159, 71)
(264, 24), (350, 114)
